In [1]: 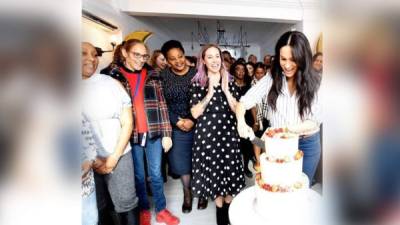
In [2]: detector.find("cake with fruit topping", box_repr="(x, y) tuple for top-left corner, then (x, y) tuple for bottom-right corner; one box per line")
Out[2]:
(254, 128), (310, 220)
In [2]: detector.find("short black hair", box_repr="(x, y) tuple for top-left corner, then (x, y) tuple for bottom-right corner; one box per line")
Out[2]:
(222, 50), (231, 56)
(161, 40), (185, 58)
(254, 62), (265, 71)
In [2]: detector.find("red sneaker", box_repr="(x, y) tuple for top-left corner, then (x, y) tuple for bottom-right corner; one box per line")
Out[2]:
(156, 209), (180, 225)
(139, 210), (151, 225)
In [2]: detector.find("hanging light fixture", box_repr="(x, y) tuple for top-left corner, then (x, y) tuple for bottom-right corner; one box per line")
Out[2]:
(191, 20), (250, 50)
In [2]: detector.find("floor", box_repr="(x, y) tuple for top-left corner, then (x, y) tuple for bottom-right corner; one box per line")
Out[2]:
(149, 161), (322, 225)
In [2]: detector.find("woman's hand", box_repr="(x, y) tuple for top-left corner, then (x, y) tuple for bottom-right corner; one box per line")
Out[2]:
(236, 102), (254, 139)
(208, 73), (220, 90)
(94, 154), (120, 175)
(162, 137), (173, 153)
(177, 118), (194, 132)
(237, 118), (254, 139)
(221, 73), (230, 95)
(93, 157), (105, 173)
(176, 119), (186, 131)
(182, 118), (195, 131)
(191, 103), (205, 119)
(102, 153), (120, 174)
(81, 160), (93, 180)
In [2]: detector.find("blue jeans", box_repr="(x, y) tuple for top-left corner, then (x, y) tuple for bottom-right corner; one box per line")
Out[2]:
(82, 190), (98, 225)
(299, 132), (321, 186)
(132, 137), (166, 212)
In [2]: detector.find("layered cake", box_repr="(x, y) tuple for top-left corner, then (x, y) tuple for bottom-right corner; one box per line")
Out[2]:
(255, 128), (311, 222)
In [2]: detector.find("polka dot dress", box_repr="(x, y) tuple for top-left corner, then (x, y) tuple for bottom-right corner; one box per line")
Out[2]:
(190, 81), (245, 200)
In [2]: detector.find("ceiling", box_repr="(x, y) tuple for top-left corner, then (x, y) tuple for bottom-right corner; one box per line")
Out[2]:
(131, 16), (295, 49)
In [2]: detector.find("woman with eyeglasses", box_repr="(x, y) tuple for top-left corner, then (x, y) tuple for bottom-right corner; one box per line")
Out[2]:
(105, 39), (180, 225)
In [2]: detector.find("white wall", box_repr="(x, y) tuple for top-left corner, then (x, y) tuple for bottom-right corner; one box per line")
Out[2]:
(82, 0), (169, 72)
(259, 25), (295, 59)
(299, 6), (321, 55)
(82, 17), (118, 72)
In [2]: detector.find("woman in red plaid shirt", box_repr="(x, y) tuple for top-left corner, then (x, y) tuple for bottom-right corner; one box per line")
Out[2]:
(104, 39), (179, 225)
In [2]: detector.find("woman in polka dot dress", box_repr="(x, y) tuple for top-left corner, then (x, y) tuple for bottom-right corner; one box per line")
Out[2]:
(190, 44), (245, 225)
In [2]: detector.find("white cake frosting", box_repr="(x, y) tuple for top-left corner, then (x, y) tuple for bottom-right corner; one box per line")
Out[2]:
(260, 152), (303, 186)
(264, 132), (299, 158)
(255, 174), (310, 223)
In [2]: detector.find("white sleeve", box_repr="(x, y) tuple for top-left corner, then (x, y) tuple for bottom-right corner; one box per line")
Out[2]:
(108, 77), (132, 108)
(240, 74), (272, 110)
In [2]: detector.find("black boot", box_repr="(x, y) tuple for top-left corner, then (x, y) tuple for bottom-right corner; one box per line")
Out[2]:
(119, 207), (139, 225)
(244, 167), (253, 178)
(197, 196), (208, 210)
(216, 205), (226, 225)
(182, 188), (193, 213)
(223, 202), (231, 225)
(243, 155), (253, 178)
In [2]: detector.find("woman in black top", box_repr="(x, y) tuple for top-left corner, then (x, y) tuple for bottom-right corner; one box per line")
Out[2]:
(160, 40), (201, 213)
(230, 61), (254, 178)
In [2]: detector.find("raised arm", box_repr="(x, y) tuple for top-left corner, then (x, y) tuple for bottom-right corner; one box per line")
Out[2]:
(190, 76), (219, 119)
(236, 75), (272, 138)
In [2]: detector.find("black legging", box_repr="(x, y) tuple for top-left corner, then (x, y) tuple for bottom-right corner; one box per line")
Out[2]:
(240, 138), (254, 170)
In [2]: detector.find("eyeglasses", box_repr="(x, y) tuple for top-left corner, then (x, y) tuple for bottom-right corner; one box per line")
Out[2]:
(129, 51), (150, 61)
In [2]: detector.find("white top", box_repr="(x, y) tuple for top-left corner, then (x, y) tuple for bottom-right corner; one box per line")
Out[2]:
(240, 74), (322, 129)
(83, 74), (132, 157)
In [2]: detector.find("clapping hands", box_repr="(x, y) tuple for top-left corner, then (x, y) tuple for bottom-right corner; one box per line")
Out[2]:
(208, 73), (220, 90)
(221, 73), (230, 94)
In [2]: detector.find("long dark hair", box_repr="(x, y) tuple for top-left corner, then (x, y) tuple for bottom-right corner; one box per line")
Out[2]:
(267, 31), (321, 119)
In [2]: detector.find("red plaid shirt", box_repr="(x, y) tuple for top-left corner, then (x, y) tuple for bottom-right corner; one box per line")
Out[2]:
(104, 64), (171, 143)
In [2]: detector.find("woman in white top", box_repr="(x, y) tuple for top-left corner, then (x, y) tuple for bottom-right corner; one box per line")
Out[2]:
(82, 42), (139, 225)
(236, 31), (322, 184)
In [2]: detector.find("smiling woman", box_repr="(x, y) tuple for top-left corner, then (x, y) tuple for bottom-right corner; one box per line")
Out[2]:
(190, 44), (245, 225)
(82, 42), (99, 80)
(159, 40), (198, 213)
(101, 39), (180, 225)
(236, 31), (322, 187)
(81, 42), (139, 225)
